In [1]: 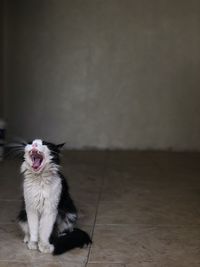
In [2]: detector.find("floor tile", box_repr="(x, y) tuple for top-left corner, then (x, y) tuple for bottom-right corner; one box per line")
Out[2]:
(107, 151), (156, 167)
(0, 224), (91, 263)
(65, 163), (104, 204)
(0, 261), (84, 267)
(0, 200), (21, 223)
(87, 264), (125, 267)
(101, 169), (200, 202)
(4, 150), (106, 171)
(96, 197), (200, 225)
(89, 225), (200, 264)
(0, 160), (22, 200)
(63, 150), (107, 166)
(153, 152), (200, 171)
(0, 180), (22, 200)
(126, 260), (200, 267)
(76, 203), (97, 226)
(1, 151), (200, 267)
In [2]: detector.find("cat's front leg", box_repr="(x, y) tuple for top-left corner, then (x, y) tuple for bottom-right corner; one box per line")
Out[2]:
(38, 211), (57, 253)
(26, 210), (39, 250)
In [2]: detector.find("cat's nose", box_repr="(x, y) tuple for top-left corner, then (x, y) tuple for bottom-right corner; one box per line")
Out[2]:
(32, 143), (38, 148)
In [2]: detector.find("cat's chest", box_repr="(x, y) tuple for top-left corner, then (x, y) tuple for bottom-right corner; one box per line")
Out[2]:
(23, 175), (61, 212)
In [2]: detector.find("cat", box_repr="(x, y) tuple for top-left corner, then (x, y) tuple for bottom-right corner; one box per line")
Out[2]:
(15, 139), (91, 255)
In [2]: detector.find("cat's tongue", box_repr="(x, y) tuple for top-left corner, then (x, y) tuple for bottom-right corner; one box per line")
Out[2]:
(33, 158), (41, 169)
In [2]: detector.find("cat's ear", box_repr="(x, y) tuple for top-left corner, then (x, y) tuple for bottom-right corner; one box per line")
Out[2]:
(57, 143), (65, 150)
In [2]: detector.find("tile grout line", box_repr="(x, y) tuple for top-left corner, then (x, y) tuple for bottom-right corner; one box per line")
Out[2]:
(0, 199), (21, 201)
(85, 151), (109, 267)
(88, 261), (127, 266)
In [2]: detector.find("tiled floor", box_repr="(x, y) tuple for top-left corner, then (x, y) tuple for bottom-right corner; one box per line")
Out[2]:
(0, 151), (200, 266)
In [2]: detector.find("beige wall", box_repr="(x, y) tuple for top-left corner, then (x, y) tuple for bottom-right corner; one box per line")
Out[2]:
(5, 0), (200, 149)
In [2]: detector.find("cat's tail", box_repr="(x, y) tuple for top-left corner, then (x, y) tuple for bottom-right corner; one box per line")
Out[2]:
(51, 228), (92, 255)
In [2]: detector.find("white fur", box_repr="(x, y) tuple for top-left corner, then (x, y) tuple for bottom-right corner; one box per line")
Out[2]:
(19, 221), (29, 243)
(20, 139), (62, 253)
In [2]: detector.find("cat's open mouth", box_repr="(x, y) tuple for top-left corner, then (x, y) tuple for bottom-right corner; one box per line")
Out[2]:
(30, 150), (44, 171)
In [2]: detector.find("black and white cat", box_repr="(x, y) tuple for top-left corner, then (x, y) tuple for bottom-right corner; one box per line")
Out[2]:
(16, 139), (91, 255)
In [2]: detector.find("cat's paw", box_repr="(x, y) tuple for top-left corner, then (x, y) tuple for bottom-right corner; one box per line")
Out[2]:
(27, 241), (38, 250)
(38, 242), (54, 253)
(23, 235), (29, 244)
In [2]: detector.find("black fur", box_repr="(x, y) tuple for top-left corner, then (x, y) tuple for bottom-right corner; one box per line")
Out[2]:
(57, 172), (77, 220)
(17, 199), (27, 222)
(43, 141), (65, 165)
(17, 140), (92, 255)
(51, 228), (92, 255)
